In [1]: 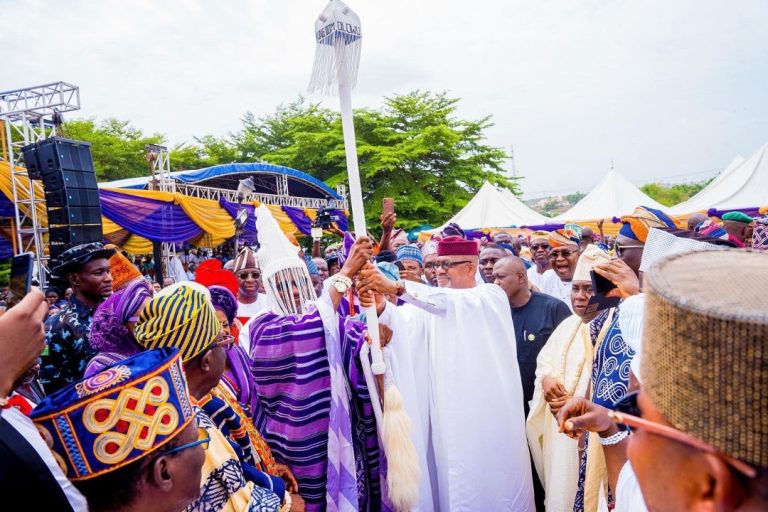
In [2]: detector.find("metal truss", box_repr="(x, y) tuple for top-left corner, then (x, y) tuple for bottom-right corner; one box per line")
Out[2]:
(0, 82), (81, 287)
(145, 144), (177, 276)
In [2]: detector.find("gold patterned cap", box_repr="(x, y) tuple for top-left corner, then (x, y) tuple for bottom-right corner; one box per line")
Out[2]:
(642, 250), (768, 468)
(30, 348), (194, 480)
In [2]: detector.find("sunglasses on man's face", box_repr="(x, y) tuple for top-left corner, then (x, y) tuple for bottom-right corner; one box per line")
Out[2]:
(530, 244), (551, 251)
(164, 427), (210, 457)
(549, 249), (577, 260)
(238, 272), (261, 280)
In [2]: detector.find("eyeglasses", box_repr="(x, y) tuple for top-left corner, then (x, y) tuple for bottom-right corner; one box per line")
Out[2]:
(238, 271), (261, 280)
(614, 243), (644, 257)
(549, 249), (577, 260)
(530, 244), (551, 251)
(424, 262), (439, 270)
(609, 395), (757, 479)
(164, 427), (210, 456)
(434, 260), (473, 270)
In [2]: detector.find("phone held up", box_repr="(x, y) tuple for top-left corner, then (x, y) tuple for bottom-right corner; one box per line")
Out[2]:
(8, 252), (34, 309)
(585, 269), (620, 314)
(382, 197), (394, 217)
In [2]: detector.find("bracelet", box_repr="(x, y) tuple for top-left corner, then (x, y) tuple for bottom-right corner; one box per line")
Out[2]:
(280, 490), (292, 512)
(395, 280), (406, 297)
(598, 428), (630, 446)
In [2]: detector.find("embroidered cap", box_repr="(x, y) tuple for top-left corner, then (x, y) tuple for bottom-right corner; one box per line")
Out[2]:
(31, 348), (194, 480)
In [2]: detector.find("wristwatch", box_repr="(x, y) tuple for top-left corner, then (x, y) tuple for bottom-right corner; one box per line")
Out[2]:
(330, 274), (353, 294)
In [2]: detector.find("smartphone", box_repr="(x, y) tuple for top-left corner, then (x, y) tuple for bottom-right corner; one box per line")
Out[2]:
(8, 253), (34, 309)
(590, 269), (617, 295)
(394, 260), (405, 271)
(383, 197), (395, 217)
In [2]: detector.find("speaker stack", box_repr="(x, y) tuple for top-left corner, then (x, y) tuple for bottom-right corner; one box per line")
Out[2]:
(21, 137), (104, 263)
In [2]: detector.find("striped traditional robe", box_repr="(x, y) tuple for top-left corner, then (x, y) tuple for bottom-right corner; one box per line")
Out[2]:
(248, 306), (384, 512)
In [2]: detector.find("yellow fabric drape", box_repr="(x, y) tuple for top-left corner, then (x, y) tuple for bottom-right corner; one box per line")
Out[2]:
(0, 162), (48, 224)
(174, 194), (235, 243)
(265, 204), (297, 235)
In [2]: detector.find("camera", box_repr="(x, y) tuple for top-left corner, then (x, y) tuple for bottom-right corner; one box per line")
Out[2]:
(314, 207), (341, 229)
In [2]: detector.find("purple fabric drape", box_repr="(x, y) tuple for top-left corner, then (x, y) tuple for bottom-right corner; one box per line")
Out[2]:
(707, 206), (761, 218)
(332, 209), (349, 232)
(282, 206), (312, 235)
(219, 198), (258, 242)
(100, 189), (201, 243)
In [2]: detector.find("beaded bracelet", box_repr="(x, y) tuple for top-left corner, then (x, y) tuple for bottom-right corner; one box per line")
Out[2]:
(598, 429), (630, 446)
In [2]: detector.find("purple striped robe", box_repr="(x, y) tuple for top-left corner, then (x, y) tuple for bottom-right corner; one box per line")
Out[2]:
(248, 308), (384, 512)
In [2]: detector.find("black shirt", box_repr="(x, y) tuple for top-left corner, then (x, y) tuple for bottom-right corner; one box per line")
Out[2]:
(511, 291), (571, 416)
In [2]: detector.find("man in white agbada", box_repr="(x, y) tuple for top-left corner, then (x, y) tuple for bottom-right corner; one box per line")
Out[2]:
(358, 235), (535, 511)
(526, 245), (611, 511)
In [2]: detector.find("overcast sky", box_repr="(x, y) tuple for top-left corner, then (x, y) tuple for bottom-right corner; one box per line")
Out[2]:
(3, 0), (767, 197)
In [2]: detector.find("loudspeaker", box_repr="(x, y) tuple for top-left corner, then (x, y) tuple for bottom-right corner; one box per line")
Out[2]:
(45, 188), (100, 208)
(34, 138), (95, 175)
(47, 206), (102, 225)
(21, 145), (43, 180)
(48, 225), (103, 245)
(41, 169), (98, 190)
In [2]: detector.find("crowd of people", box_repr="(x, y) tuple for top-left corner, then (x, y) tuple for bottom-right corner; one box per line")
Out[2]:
(0, 201), (766, 512)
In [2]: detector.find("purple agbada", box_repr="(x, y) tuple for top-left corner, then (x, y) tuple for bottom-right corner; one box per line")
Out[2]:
(248, 306), (385, 512)
(85, 280), (152, 376)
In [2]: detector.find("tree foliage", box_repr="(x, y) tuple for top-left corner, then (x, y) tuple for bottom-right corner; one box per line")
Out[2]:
(640, 180), (711, 207)
(59, 91), (517, 228)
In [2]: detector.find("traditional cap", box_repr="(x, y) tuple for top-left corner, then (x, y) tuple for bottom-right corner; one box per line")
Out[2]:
(31, 348), (194, 480)
(440, 223), (465, 239)
(549, 223), (582, 248)
(376, 261), (400, 282)
(642, 250), (768, 468)
(195, 259), (238, 296)
(134, 283), (220, 362)
(233, 247), (259, 274)
(396, 244), (423, 266)
(753, 216), (768, 251)
(529, 230), (550, 242)
(255, 204), (316, 315)
(721, 211), (753, 224)
(208, 285), (238, 325)
(52, 242), (116, 278)
(421, 239), (439, 258)
(390, 229), (409, 246)
(572, 244), (610, 282)
(639, 228), (725, 273)
(106, 245), (142, 291)
(437, 235), (478, 257)
(619, 206), (676, 243)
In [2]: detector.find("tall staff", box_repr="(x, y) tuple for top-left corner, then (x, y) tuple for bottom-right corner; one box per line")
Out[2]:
(309, 3), (419, 510)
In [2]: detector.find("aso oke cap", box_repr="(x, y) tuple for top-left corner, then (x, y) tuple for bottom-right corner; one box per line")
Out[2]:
(529, 230), (550, 242)
(437, 235), (478, 257)
(721, 211), (753, 224)
(572, 244), (610, 282)
(619, 206), (676, 243)
(233, 247), (259, 274)
(642, 250), (768, 468)
(549, 223), (582, 248)
(134, 282), (220, 362)
(396, 244), (423, 266)
(31, 348), (194, 480)
(106, 245), (142, 292)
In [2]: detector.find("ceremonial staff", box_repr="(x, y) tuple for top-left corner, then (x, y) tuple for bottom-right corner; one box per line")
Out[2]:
(308, 2), (419, 509)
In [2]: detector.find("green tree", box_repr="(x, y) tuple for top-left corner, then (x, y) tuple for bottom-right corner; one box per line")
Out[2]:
(640, 180), (711, 207)
(231, 92), (518, 229)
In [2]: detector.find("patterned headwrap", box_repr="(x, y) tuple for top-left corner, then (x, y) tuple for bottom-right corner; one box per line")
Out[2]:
(695, 220), (729, 240)
(106, 245), (142, 292)
(209, 285), (238, 325)
(135, 283), (220, 362)
(619, 206), (676, 243)
(31, 348), (194, 481)
(233, 247), (259, 273)
(396, 244), (423, 266)
(549, 223), (583, 248)
(87, 280), (153, 374)
(752, 216), (768, 251)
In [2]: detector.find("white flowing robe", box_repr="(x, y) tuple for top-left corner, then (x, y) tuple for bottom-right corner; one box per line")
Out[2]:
(526, 314), (593, 511)
(383, 281), (535, 512)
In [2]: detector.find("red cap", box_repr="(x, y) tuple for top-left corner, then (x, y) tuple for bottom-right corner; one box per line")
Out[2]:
(437, 235), (478, 257)
(195, 259), (239, 296)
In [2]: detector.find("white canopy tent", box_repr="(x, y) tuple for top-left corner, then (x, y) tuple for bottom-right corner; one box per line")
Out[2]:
(554, 169), (669, 222)
(432, 181), (551, 232)
(670, 145), (767, 214)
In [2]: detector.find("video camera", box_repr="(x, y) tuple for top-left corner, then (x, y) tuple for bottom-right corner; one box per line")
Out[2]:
(314, 207), (341, 229)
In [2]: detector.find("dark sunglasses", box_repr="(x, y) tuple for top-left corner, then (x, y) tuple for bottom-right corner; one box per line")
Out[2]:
(549, 249), (577, 259)
(614, 243), (644, 257)
(530, 243), (551, 251)
(238, 271), (261, 280)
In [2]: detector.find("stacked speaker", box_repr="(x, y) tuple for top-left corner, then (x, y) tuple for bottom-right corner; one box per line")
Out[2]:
(22, 137), (103, 263)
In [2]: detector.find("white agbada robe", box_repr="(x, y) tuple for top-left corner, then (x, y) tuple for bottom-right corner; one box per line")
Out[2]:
(383, 281), (535, 511)
(526, 314), (593, 511)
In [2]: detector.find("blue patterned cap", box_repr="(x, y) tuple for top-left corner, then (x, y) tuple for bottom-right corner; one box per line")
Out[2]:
(31, 348), (194, 481)
(396, 244), (423, 266)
